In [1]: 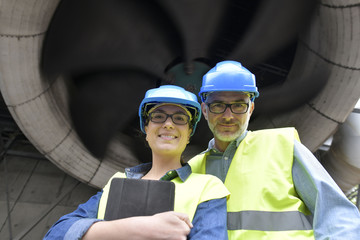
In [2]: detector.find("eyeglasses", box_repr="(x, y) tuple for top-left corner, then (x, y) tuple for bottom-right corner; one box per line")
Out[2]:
(148, 112), (190, 125)
(207, 102), (249, 114)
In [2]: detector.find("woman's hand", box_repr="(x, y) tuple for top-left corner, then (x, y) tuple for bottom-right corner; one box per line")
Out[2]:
(149, 211), (193, 239)
(83, 211), (192, 240)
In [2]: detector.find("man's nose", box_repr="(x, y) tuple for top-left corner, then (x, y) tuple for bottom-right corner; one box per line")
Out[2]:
(222, 106), (234, 120)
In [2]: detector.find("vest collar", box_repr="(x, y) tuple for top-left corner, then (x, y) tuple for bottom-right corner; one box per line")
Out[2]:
(124, 162), (191, 182)
(207, 130), (249, 152)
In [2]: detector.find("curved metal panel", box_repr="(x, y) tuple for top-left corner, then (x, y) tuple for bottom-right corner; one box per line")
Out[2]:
(0, 0), (359, 189)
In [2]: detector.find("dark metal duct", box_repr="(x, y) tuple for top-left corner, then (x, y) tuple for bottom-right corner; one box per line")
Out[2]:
(0, 0), (360, 189)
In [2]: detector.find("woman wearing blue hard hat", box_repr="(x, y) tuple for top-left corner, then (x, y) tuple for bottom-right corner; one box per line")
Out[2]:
(44, 85), (229, 240)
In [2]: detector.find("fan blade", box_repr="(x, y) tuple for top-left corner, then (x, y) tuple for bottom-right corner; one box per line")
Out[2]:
(69, 71), (156, 158)
(230, 0), (317, 66)
(41, 0), (182, 78)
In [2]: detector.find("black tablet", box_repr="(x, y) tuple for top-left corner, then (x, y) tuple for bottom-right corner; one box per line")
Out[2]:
(104, 178), (175, 220)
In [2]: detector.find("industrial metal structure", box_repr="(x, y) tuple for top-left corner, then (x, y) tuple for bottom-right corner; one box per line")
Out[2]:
(1, 0), (360, 239)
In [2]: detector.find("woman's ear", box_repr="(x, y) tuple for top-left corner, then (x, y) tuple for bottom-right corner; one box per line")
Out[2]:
(187, 128), (192, 144)
(144, 126), (149, 141)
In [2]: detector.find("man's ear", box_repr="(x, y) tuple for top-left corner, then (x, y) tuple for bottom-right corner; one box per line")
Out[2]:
(249, 102), (255, 116)
(201, 102), (208, 120)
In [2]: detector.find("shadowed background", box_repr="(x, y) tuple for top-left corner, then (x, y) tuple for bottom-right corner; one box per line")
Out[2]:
(1, 1), (360, 238)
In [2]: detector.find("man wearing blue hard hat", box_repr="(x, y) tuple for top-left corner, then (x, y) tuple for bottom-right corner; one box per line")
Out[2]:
(189, 60), (360, 239)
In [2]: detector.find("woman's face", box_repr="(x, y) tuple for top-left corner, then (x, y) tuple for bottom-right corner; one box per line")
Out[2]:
(145, 104), (192, 157)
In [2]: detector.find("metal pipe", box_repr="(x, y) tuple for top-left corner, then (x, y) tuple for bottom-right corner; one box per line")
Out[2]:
(322, 111), (360, 193)
(357, 185), (360, 210)
(1, 132), (20, 240)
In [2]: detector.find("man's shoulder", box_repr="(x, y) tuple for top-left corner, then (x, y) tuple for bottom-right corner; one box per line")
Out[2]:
(248, 127), (299, 140)
(249, 127), (297, 134)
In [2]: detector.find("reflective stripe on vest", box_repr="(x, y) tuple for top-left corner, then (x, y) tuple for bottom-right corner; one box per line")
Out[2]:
(189, 127), (315, 239)
(227, 210), (312, 231)
(97, 172), (229, 221)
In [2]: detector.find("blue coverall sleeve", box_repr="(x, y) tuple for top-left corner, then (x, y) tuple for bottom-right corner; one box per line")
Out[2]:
(292, 140), (360, 239)
(188, 197), (228, 240)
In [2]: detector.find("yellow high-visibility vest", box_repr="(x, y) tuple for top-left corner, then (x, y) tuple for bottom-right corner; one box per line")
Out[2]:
(98, 171), (229, 222)
(189, 127), (315, 239)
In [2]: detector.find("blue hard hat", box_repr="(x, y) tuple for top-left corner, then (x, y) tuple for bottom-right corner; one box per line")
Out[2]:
(139, 85), (201, 135)
(199, 60), (259, 102)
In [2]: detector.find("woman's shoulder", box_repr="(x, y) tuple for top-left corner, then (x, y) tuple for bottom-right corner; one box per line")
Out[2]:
(188, 172), (223, 183)
(110, 172), (126, 178)
(188, 173), (228, 193)
(186, 173), (230, 198)
(102, 172), (126, 189)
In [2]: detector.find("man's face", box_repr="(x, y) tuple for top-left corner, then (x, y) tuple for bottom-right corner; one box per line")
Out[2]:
(202, 91), (254, 145)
